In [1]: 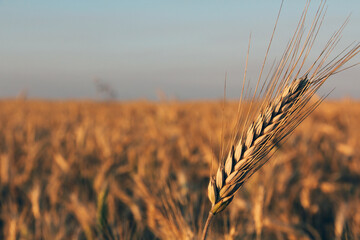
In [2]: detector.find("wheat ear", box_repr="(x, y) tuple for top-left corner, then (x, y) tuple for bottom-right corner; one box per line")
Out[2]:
(201, 1), (360, 239)
(201, 78), (310, 240)
(208, 77), (309, 215)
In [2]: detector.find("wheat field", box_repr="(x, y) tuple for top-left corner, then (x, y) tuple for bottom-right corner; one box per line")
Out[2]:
(0, 99), (359, 239)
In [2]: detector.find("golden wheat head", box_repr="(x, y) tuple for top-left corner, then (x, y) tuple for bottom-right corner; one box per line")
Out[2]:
(202, 1), (360, 239)
(208, 77), (310, 214)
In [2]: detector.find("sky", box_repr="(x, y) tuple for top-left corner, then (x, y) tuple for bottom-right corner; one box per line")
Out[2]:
(0, 0), (360, 100)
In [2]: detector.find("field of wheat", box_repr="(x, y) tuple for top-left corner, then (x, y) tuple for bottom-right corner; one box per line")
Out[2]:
(0, 99), (359, 239)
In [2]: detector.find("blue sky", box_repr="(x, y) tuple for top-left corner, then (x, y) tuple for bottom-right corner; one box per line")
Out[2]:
(0, 0), (359, 100)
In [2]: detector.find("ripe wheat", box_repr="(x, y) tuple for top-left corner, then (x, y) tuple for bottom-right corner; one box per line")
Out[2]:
(208, 77), (309, 215)
(201, 1), (360, 239)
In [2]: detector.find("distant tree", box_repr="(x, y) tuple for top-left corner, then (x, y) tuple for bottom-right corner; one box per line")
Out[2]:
(94, 78), (117, 100)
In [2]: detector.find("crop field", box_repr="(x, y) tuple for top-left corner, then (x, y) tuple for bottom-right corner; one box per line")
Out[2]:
(0, 99), (360, 239)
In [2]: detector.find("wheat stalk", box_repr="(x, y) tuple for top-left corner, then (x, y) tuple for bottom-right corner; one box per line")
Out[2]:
(201, 1), (360, 239)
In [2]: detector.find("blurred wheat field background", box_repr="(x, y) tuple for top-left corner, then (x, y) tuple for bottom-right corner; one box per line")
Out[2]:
(0, 99), (359, 239)
(1, 0), (360, 239)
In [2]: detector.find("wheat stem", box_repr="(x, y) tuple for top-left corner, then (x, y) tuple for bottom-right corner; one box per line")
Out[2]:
(201, 212), (214, 240)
